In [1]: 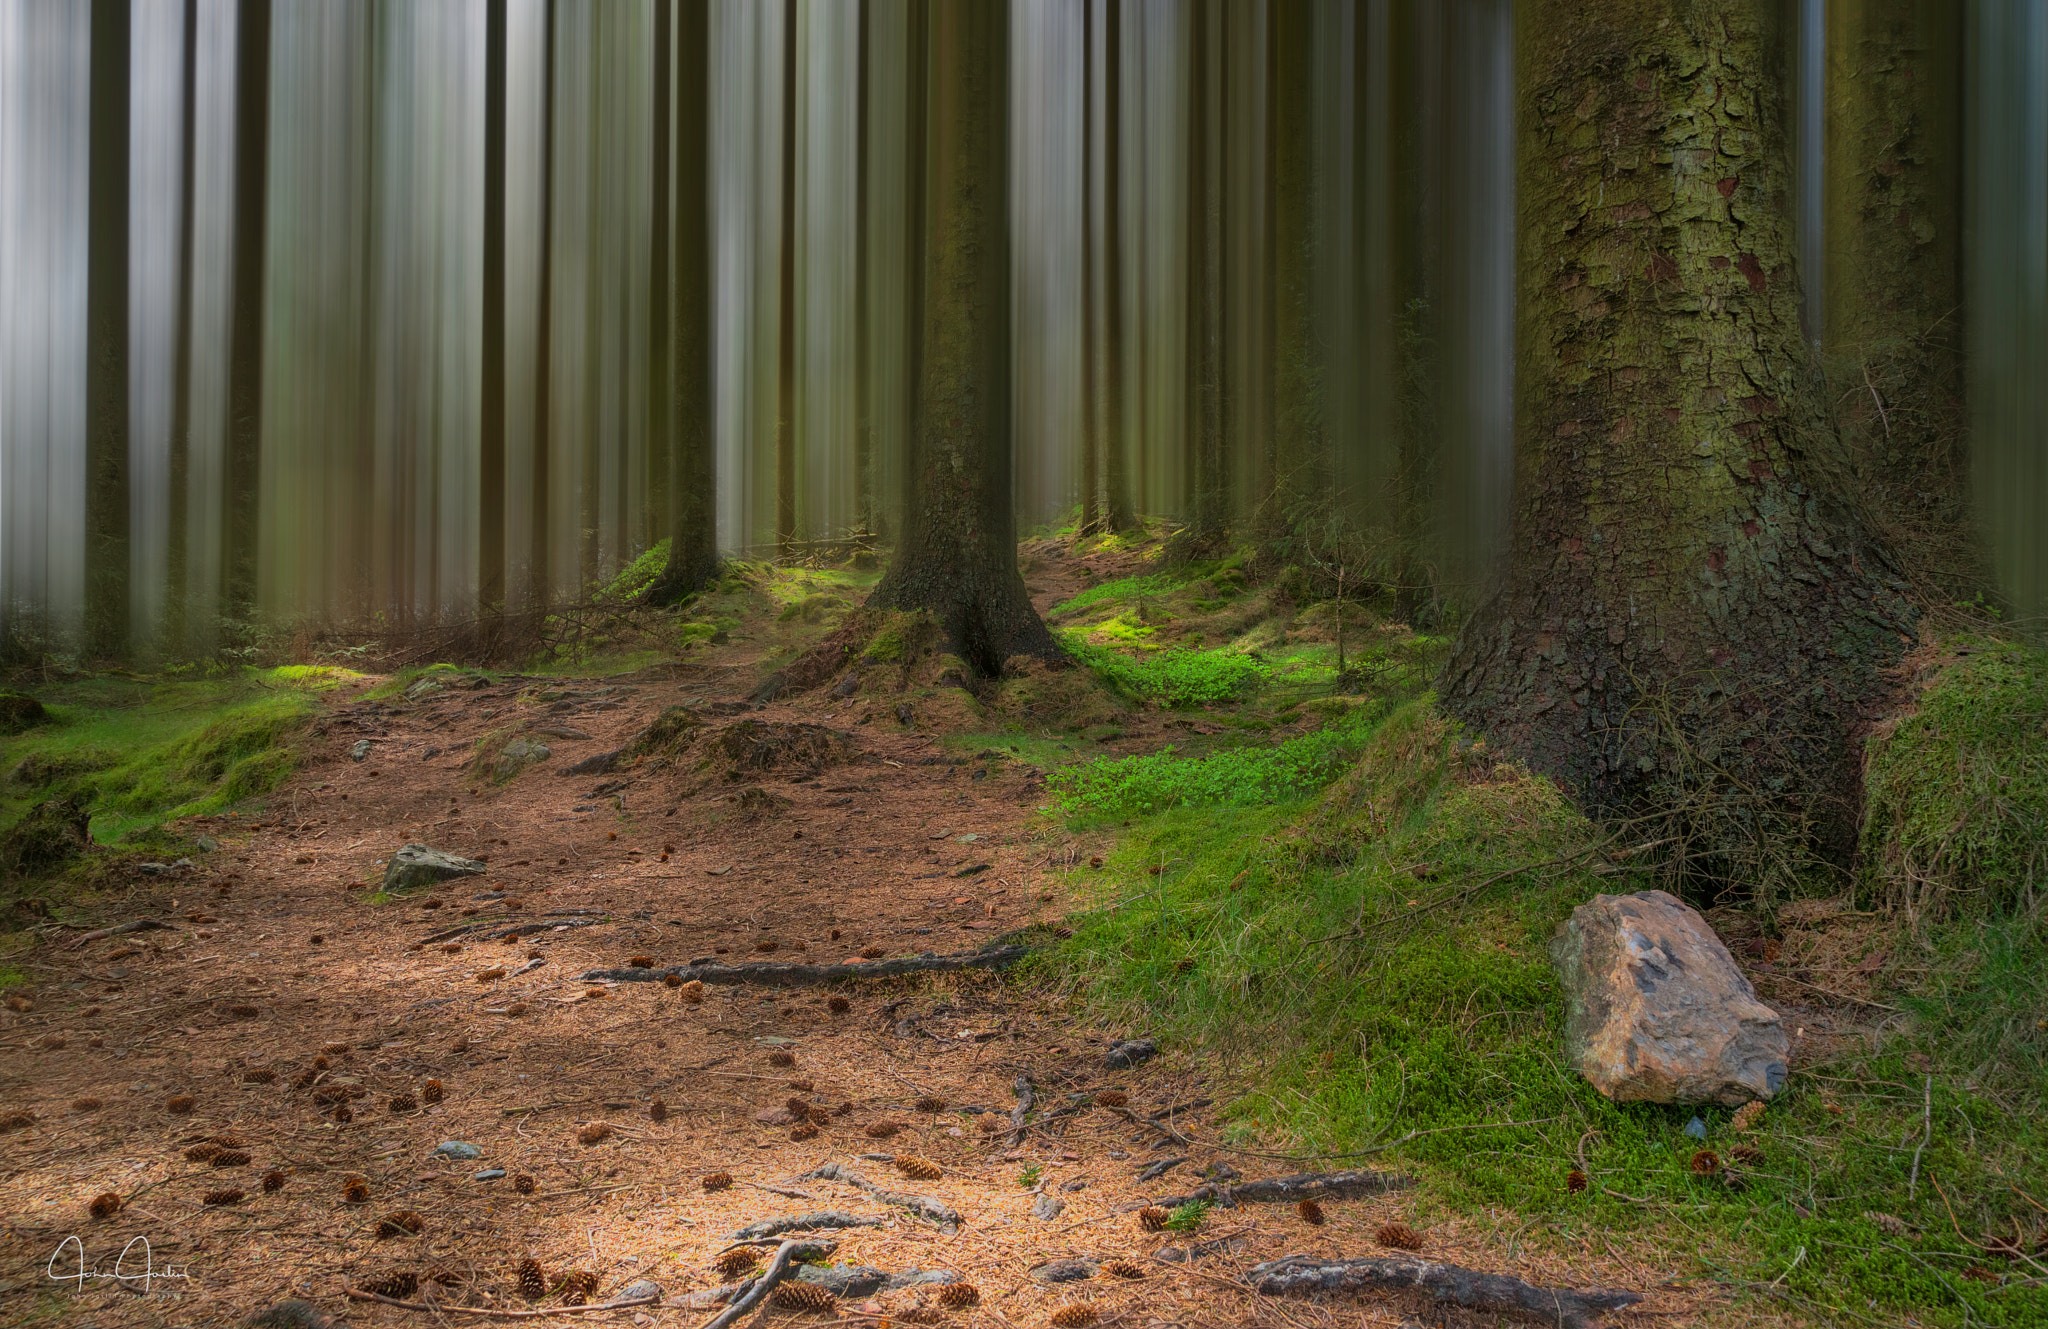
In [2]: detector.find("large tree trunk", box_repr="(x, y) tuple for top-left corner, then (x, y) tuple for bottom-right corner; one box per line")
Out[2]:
(642, 0), (671, 563)
(224, 0), (271, 626)
(853, 0), (873, 538)
(1821, 1), (1969, 593)
(1263, 0), (1319, 539)
(775, 0), (798, 557)
(1438, 0), (1915, 868)
(863, 0), (1056, 677)
(166, 0), (200, 654)
(529, 0), (557, 610)
(1078, 0), (1099, 535)
(86, 0), (133, 658)
(647, 0), (717, 604)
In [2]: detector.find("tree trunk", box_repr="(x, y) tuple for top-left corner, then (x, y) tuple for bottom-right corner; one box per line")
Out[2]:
(853, 0), (873, 538)
(1100, 0), (1134, 532)
(166, 0), (199, 654)
(1438, 0), (1915, 867)
(530, 0), (557, 610)
(1078, 0), (1100, 535)
(647, 0), (717, 604)
(480, 0), (509, 613)
(864, 0), (1056, 677)
(87, 0), (132, 658)
(643, 0), (672, 561)
(1821, 0), (1969, 592)
(1177, 0), (1227, 556)
(224, 0), (271, 626)
(775, 0), (798, 557)
(1263, 0), (1319, 539)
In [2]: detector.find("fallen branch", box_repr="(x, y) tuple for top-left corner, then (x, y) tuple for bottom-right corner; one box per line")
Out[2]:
(581, 946), (1030, 989)
(1007, 1074), (1035, 1147)
(731, 1210), (886, 1241)
(420, 915), (608, 945)
(1248, 1255), (1642, 1329)
(67, 918), (169, 949)
(1151, 1168), (1413, 1210)
(342, 1287), (659, 1320)
(700, 1237), (831, 1329)
(799, 1162), (962, 1234)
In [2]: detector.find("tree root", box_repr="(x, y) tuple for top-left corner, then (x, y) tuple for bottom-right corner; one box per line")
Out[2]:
(730, 1210), (887, 1241)
(420, 915), (608, 945)
(580, 946), (1030, 989)
(1152, 1168), (1414, 1210)
(697, 1237), (838, 1329)
(798, 1162), (962, 1233)
(1007, 1074), (1035, 1146)
(341, 1287), (661, 1320)
(1247, 1255), (1642, 1329)
(67, 918), (169, 948)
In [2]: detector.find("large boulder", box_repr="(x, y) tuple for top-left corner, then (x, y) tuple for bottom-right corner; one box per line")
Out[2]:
(382, 843), (486, 893)
(1550, 888), (1788, 1105)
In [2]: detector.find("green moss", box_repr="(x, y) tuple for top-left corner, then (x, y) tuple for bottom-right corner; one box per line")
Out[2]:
(1860, 640), (2048, 918)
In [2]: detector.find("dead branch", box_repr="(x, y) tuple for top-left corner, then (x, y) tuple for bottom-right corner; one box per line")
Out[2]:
(1150, 1168), (1413, 1210)
(1247, 1255), (1642, 1329)
(699, 1237), (834, 1329)
(580, 946), (1030, 989)
(731, 1211), (887, 1241)
(341, 1287), (660, 1320)
(1006, 1074), (1035, 1147)
(798, 1162), (962, 1234)
(67, 918), (169, 949)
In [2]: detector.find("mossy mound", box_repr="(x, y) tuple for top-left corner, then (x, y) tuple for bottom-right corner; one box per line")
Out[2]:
(0, 691), (51, 736)
(2, 794), (91, 877)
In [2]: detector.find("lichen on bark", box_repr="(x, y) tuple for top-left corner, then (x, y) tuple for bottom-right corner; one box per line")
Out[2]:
(1439, 0), (1915, 871)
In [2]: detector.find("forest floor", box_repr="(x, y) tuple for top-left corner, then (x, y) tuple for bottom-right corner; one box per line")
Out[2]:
(0, 532), (2035, 1328)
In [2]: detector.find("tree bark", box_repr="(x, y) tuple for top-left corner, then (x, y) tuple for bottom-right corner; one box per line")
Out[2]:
(853, 0), (873, 538)
(863, 0), (1056, 676)
(224, 0), (271, 626)
(1078, 0), (1100, 535)
(166, 0), (200, 654)
(87, 0), (133, 658)
(1438, 0), (1914, 865)
(643, 0), (672, 560)
(1821, 0), (1969, 592)
(1263, 0), (1319, 538)
(529, 0), (557, 610)
(646, 0), (718, 604)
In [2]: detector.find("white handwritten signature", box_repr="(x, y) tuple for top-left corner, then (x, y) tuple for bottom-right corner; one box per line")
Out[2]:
(47, 1235), (193, 1293)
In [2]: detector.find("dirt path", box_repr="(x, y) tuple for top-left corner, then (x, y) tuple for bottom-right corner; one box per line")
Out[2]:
(0, 550), (1685, 1328)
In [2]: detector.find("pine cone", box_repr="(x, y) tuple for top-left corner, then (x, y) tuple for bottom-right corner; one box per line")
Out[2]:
(202, 1188), (245, 1206)
(1373, 1222), (1423, 1251)
(716, 1247), (762, 1279)
(1101, 1259), (1145, 1279)
(938, 1283), (981, 1308)
(770, 1281), (838, 1313)
(421, 1080), (443, 1105)
(1566, 1169), (1589, 1193)
(1093, 1090), (1128, 1108)
(1137, 1205), (1170, 1232)
(512, 1174), (537, 1195)
(262, 1170), (286, 1192)
(1731, 1100), (1765, 1132)
(1295, 1198), (1325, 1225)
(388, 1093), (418, 1113)
(893, 1154), (942, 1181)
(376, 1211), (425, 1238)
(864, 1120), (904, 1139)
(828, 995), (851, 1013)
(649, 1097), (669, 1123)
(577, 1122), (613, 1145)
(790, 1122), (820, 1142)
(516, 1258), (547, 1299)
(914, 1095), (947, 1113)
(768, 1050), (796, 1067)
(361, 1271), (420, 1299)
(88, 1191), (123, 1220)
(702, 1171), (733, 1192)
(342, 1178), (370, 1203)
(210, 1149), (251, 1167)
(1689, 1149), (1720, 1176)
(1049, 1304), (1098, 1327)
(184, 1143), (222, 1162)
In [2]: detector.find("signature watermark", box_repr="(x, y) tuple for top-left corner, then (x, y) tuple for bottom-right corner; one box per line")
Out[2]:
(47, 1235), (192, 1293)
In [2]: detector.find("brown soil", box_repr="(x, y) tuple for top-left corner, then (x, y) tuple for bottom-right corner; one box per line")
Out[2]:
(0, 539), (1707, 1327)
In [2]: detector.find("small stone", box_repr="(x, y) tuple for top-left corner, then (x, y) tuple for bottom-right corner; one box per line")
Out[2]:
(382, 844), (487, 893)
(1683, 1116), (1708, 1140)
(473, 1169), (506, 1181)
(432, 1141), (483, 1160)
(1028, 1258), (1099, 1285)
(1032, 1193), (1066, 1221)
(350, 740), (371, 762)
(1104, 1038), (1157, 1069)
(617, 1279), (663, 1302)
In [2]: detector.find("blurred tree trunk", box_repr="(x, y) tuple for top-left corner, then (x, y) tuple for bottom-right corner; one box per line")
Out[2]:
(1177, 0), (1227, 556)
(480, 0), (509, 613)
(224, 0), (270, 626)
(1263, 0), (1319, 541)
(648, 0), (718, 604)
(643, 0), (672, 561)
(1079, 0), (1099, 534)
(87, 0), (132, 657)
(529, 0), (557, 609)
(775, 0), (798, 556)
(1439, 0), (1914, 865)
(1822, 0), (1971, 594)
(853, 0), (873, 538)
(1101, 0), (1135, 533)
(864, 0), (1056, 674)
(166, 0), (199, 653)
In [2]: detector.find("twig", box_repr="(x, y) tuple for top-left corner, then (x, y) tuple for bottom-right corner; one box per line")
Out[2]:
(699, 1237), (816, 1329)
(343, 1287), (659, 1319)
(1908, 1073), (1931, 1200)
(1007, 1074), (1035, 1147)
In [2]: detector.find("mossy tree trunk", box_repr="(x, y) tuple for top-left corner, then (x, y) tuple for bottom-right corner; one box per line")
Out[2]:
(1439, 0), (1914, 863)
(1821, 1), (1970, 593)
(864, 0), (1057, 676)
(86, 0), (132, 658)
(646, 0), (718, 605)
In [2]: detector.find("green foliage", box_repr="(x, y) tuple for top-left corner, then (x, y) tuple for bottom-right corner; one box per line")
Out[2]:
(597, 539), (672, 603)
(1059, 631), (1270, 708)
(1048, 700), (1393, 818)
(1016, 1165), (1042, 1188)
(1163, 1200), (1209, 1233)
(1861, 640), (2048, 918)
(1049, 557), (1242, 619)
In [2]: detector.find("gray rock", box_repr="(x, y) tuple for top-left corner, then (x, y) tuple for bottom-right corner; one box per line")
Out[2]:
(884, 1270), (959, 1289)
(1028, 1258), (1099, 1285)
(382, 843), (487, 893)
(195, 835), (219, 852)
(349, 739), (371, 761)
(616, 1279), (664, 1302)
(1105, 1037), (1157, 1069)
(796, 1265), (890, 1297)
(1031, 1192), (1065, 1221)
(244, 1302), (338, 1329)
(1551, 889), (1789, 1105)
(1060, 1178), (1090, 1192)
(493, 736), (551, 780)
(474, 1169), (506, 1180)
(433, 1140), (482, 1160)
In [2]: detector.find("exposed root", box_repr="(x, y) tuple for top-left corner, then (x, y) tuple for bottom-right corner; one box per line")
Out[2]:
(1248, 1254), (1642, 1329)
